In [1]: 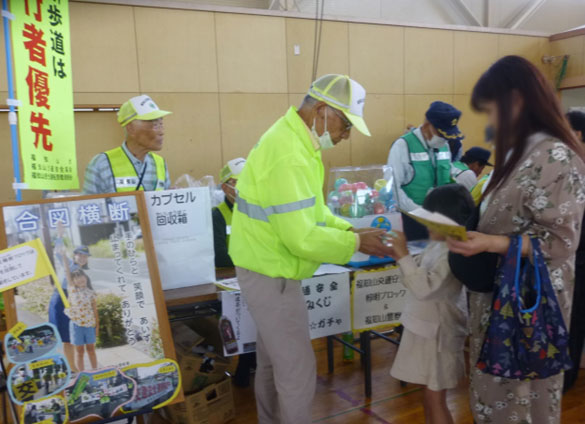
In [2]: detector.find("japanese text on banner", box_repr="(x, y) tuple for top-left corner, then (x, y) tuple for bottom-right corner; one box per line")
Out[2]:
(10, 0), (78, 189)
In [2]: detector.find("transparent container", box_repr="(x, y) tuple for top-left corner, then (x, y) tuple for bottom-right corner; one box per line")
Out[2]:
(328, 165), (398, 219)
(327, 165), (402, 266)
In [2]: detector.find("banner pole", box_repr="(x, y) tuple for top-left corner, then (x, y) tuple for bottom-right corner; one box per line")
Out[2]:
(2, 0), (22, 201)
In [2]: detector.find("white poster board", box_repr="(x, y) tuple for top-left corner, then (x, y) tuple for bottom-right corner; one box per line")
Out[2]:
(352, 266), (407, 331)
(221, 272), (351, 356)
(302, 273), (351, 339)
(145, 188), (215, 290)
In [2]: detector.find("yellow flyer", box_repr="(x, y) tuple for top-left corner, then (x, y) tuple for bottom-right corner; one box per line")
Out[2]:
(10, 0), (78, 189)
(403, 208), (468, 241)
(0, 238), (68, 307)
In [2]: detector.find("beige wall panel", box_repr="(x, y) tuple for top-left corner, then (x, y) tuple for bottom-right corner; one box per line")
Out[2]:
(454, 32), (499, 94)
(74, 93), (140, 105)
(216, 14), (287, 93)
(69, 3), (140, 92)
(349, 24), (404, 94)
(404, 28), (454, 94)
(404, 94), (453, 128)
(351, 95), (404, 166)
(453, 94), (491, 151)
(150, 93), (222, 181)
(287, 19), (349, 94)
(220, 93), (289, 161)
(550, 36), (585, 80)
(77, 94), (222, 186)
(497, 35), (550, 77)
(134, 8), (218, 93)
(75, 111), (124, 187)
(0, 106), (16, 201)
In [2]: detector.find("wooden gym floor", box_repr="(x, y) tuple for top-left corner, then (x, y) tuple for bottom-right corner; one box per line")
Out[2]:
(232, 337), (585, 423)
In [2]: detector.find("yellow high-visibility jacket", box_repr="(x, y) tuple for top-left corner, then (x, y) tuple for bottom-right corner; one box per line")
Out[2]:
(229, 106), (356, 280)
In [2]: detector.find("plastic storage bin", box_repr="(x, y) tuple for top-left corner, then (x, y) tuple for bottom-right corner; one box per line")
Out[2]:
(327, 165), (402, 267)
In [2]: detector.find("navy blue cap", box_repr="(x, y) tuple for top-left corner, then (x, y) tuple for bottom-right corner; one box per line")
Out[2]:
(462, 147), (493, 166)
(425, 101), (464, 142)
(73, 246), (91, 256)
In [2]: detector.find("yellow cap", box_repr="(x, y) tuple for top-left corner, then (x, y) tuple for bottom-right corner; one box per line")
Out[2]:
(117, 95), (172, 127)
(220, 158), (246, 183)
(307, 74), (371, 137)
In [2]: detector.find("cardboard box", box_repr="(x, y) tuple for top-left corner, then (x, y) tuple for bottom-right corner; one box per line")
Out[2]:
(171, 322), (205, 355)
(166, 378), (235, 424)
(178, 351), (231, 393)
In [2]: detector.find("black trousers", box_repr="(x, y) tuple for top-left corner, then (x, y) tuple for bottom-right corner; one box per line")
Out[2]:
(564, 259), (585, 392)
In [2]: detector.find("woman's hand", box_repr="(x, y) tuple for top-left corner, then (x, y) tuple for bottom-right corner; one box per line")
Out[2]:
(447, 231), (493, 256)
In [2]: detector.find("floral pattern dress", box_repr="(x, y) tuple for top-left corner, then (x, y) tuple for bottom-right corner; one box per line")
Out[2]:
(470, 133), (585, 424)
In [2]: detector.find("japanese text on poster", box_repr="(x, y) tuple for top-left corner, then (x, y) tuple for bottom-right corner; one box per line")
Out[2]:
(11, 0), (78, 189)
(352, 266), (406, 331)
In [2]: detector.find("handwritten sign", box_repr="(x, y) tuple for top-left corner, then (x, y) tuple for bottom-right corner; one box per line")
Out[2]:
(146, 188), (215, 290)
(352, 266), (406, 331)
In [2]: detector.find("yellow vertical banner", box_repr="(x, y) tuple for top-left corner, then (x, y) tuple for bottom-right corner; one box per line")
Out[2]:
(10, 0), (78, 189)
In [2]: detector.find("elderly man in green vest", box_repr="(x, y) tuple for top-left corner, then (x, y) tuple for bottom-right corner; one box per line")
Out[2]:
(386, 101), (464, 239)
(212, 158), (246, 268)
(83, 95), (172, 194)
(230, 74), (394, 424)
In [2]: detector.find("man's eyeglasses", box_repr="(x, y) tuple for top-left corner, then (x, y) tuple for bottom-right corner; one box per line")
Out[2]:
(331, 107), (352, 132)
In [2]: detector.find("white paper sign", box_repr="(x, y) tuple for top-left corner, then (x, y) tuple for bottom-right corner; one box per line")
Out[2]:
(146, 188), (215, 290)
(0, 245), (37, 290)
(220, 272), (352, 355)
(352, 266), (407, 331)
(221, 290), (257, 356)
(302, 273), (351, 339)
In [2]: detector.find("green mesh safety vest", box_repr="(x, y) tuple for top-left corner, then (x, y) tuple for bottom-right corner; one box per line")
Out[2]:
(401, 131), (452, 205)
(217, 201), (232, 247)
(104, 146), (166, 192)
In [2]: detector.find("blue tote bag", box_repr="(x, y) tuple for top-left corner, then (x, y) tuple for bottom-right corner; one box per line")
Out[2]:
(476, 236), (572, 379)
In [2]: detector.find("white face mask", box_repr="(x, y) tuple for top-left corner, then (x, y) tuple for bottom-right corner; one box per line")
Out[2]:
(312, 111), (334, 150)
(427, 134), (447, 149)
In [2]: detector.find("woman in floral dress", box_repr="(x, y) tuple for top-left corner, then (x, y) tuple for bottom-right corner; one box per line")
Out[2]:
(448, 56), (585, 423)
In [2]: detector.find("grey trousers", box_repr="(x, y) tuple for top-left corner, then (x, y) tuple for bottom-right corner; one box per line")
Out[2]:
(236, 267), (316, 424)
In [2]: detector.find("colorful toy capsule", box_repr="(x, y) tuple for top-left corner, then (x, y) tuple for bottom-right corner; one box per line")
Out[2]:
(374, 179), (388, 192)
(334, 178), (348, 190)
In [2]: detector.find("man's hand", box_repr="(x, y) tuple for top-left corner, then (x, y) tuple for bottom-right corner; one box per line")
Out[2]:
(358, 229), (395, 258)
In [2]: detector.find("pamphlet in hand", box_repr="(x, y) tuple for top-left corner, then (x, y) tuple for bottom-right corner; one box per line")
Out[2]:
(403, 208), (468, 241)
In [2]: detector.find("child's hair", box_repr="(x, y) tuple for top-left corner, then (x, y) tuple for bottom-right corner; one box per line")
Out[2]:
(567, 110), (585, 142)
(423, 184), (475, 226)
(71, 268), (94, 291)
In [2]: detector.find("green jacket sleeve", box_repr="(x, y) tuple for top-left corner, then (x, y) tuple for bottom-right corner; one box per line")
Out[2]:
(260, 160), (356, 265)
(324, 205), (352, 231)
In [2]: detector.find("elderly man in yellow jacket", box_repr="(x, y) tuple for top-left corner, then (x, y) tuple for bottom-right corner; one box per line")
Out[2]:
(230, 74), (394, 423)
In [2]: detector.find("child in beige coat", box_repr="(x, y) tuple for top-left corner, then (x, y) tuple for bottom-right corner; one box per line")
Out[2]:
(386, 184), (474, 424)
